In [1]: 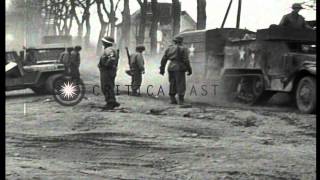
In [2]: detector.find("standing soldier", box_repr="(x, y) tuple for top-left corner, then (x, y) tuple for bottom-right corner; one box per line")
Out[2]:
(70, 46), (82, 80)
(130, 45), (146, 96)
(59, 47), (73, 75)
(98, 36), (120, 109)
(279, 3), (312, 29)
(160, 36), (192, 105)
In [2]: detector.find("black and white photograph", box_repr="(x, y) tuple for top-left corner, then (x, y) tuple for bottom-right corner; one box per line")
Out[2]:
(5, 0), (316, 179)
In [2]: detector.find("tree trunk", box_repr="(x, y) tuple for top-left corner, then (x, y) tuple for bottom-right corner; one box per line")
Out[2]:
(197, 0), (206, 30)
(137, 0), (147, 45)
(150, 0), (159, 54)
(121, 0), (131, 49)
(96, 23), (107, 55)
(172, 0), (181, 36)
(77, 23), (84, 44)
(84, 12), (91, 48)
(109, 13), (116, 38)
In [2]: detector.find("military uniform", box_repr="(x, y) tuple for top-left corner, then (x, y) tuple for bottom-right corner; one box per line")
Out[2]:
(279, 12), (309, 29)
(98, 46), (119, 106)
(160, 39), (192, 104)
(130, 51), (145, 95)
(70, 49), (81, 79)
(279, 3), (312, 29)
(59, 48), (73, 75)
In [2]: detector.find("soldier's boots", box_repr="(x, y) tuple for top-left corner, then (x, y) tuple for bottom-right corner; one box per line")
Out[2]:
(178, 95), (184, 105)
(170, 95), (178, 104)
(104, 101), (120, 110)
(131, 91), (140, 96)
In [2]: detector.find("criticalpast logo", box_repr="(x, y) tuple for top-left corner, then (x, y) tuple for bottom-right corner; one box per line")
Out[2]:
(52, 77), (86, 106)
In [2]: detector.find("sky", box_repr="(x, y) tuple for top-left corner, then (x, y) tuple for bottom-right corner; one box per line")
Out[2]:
(5, 0), (317, 43)
(84, 0), (316, 43)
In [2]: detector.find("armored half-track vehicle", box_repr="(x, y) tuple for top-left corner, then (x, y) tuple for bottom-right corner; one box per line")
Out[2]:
(179, 28), (254, 80)
(221, 26), (316, 113)
(6, 46), (66, 94)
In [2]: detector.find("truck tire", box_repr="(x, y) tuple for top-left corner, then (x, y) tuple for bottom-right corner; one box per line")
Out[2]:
(295, 76), (316, 113)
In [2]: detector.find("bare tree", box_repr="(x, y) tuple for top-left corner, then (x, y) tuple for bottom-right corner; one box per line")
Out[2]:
(136, 0), (147, 45)
(149, 0), (159, 54)
(73, 0), (95, 46)
(43, 0), (74, 36)
(172, 0), (181, 36)
(119, 0), (131, 50)
(96, 0), (121, 54)
(302, 0), (316, 10)
(197, 0), (206, 30)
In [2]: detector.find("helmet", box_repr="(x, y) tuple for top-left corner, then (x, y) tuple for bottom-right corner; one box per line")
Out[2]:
(136, 45), (146, 52)
(101, 36), (115, 44)
(74, 45), (82, 51)
(292, 3), (303, 9)
(173, 36), (183, 43)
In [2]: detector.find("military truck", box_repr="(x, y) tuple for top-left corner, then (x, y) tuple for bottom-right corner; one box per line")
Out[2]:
(6, 47), (66, 94)
(221, 26), (316, 113)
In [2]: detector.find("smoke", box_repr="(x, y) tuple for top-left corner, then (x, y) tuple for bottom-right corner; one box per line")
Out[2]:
(79, 47), (227, 105)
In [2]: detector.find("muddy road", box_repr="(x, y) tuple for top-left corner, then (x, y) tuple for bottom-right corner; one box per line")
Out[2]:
(6, 87), (316, 179)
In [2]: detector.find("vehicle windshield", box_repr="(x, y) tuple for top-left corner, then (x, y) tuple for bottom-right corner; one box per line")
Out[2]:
(32, 49), (65, 61)
(6, 52), (19, 64)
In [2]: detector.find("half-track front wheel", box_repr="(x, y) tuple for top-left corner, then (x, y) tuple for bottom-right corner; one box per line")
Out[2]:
(295, 76), (316, 113)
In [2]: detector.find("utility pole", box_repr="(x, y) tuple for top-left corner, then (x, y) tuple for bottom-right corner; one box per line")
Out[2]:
(236, 0), (242, 28)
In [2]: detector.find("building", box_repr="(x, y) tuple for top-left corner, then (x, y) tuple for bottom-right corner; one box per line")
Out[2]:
(6, 0), (44, 50)
(116, 2), (196, 54)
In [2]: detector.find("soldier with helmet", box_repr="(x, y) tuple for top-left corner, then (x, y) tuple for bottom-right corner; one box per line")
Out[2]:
(279, 3), (313, 29)
(130, 45), (146, 96)
(160, 36), (192, 105)
(98, 36), (120, 109)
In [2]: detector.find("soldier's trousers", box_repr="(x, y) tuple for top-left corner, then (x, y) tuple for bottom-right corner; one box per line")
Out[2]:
(70, 67), (80, 79)
(168, 71), (186, 96)
(100, 69), (117, 103)
(131, 71), (142, 93)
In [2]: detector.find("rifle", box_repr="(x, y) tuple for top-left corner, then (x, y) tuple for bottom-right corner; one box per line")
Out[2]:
(125, 47), (132, 76)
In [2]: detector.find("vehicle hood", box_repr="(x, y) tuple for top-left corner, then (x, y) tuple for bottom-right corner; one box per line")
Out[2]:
(23, 63), (65, 72)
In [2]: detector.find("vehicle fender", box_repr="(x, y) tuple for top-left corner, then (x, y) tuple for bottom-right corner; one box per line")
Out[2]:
(287, 69), (316, 93)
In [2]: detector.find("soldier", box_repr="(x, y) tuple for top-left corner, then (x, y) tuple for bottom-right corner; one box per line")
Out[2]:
(98, 36), (120, 110)
(130, 45), (146, 96)
(160, 36), (192, 105)
(279, 3), (312, 29)
(59, 47), (73, 75)
(70, 46), (82, 80)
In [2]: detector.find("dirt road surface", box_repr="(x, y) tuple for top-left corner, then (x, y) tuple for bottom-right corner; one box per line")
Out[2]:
(6, 86), (316, 179)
